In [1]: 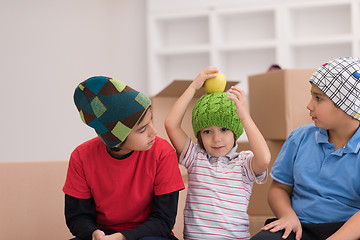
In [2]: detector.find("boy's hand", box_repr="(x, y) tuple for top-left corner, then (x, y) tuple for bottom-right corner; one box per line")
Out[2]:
(92, 230), (128, 240)
(228, 86), (250, 120)
(261, 216), (302, 240)
(104, 233), (128, 240)
(189, 66), (219, 91)
(92, 229), (105, 240)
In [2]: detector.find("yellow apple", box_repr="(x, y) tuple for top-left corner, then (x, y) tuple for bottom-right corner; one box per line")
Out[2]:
(204, 72), (227, 93)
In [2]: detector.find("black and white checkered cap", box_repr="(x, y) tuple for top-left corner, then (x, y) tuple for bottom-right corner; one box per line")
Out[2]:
(309, 57), (360, 120)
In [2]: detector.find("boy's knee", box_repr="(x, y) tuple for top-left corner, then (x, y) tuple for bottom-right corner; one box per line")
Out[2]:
(251, 218), (281, 240)
(251, 229), (295, 240)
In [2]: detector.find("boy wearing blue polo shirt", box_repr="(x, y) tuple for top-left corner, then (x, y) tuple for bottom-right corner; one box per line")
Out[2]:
(251, 57), (360, 240)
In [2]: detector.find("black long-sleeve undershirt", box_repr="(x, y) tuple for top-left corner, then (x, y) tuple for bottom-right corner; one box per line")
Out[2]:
(64, 191), (180, 240)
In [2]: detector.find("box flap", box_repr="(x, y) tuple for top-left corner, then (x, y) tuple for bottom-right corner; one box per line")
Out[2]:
(153, 80), (240, 98)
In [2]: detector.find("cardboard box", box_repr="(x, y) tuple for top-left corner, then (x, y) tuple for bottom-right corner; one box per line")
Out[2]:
(249, 69), (316, 140)
(237, 140), (285, 216)
(151, 80), (239, 143)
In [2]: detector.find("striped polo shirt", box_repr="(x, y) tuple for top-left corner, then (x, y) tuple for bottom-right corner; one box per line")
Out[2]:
(180, 138), (267, 239)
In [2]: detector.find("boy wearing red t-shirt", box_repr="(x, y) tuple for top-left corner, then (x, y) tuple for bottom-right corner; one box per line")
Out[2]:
(63, 76), (185, 240)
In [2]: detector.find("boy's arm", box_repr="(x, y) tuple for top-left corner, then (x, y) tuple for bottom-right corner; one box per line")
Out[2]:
(121, 191), (180, 240)
(326, 211), (360, 240)
(64, 194), (98, 240)
(262, 180), (302, 240)
(228, 86), (271, 175)
(165, 66), (218, 155)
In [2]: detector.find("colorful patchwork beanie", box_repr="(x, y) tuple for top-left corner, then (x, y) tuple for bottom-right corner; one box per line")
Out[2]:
(74, 76), (151, 147)
(309, 57), (360, 120)
(192, 92), (244, 140)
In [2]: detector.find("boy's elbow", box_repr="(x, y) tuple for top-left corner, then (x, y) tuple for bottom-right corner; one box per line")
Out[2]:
(265, 151), (271, 166)
(256, 152), (271, 173)
(164, 118), (172, 132)
(164, 118), (177, 140)
(263, 153), (271, 170)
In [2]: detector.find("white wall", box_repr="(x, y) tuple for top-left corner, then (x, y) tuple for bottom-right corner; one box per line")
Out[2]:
(0, 0), (147, 162)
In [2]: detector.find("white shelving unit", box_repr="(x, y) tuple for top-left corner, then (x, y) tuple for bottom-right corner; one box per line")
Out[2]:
(147, 0), (360, 97)
(287, 1), (354, 68)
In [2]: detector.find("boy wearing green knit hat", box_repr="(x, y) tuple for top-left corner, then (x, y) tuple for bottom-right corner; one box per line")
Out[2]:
(165, 66), (271, 239)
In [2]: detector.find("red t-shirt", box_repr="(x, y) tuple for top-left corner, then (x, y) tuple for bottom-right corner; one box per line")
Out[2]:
(63, 136), (184, 231)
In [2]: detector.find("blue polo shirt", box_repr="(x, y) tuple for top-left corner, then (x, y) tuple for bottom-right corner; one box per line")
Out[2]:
(271, 124), (360, 223)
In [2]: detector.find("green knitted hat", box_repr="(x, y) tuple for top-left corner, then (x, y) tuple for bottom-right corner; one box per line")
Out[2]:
(192, 92), (244, 140)
(74, 76), (151, 147)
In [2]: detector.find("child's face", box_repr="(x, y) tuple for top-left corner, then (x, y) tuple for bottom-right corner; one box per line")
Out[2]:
(199, 125), (235, 157)
(113, 110), (157, 156)
(307, 84), (350, 130)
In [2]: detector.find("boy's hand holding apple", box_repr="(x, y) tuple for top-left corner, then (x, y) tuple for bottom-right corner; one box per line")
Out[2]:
(204, 72), (227, 93)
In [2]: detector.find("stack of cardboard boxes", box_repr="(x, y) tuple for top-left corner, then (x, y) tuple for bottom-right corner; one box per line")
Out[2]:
(150, 69), (316, 238)
(245, 68), (316, 235)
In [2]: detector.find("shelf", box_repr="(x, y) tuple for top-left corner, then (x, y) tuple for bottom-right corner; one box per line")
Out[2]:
(152, 13), (209, 49)
(290, 42), (352, 68)
(216, 8), (276, 45)
(288, 3), (352, 40)
(148, 0), (360, 96)
(155, 45), (211, 55)
(217, 40), (276, 51)
(290, 35), (353, 47)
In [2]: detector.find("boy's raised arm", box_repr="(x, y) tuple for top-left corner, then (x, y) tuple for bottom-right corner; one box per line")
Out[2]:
(165, 67), (218, 155)
(228, 86), (271, 176)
